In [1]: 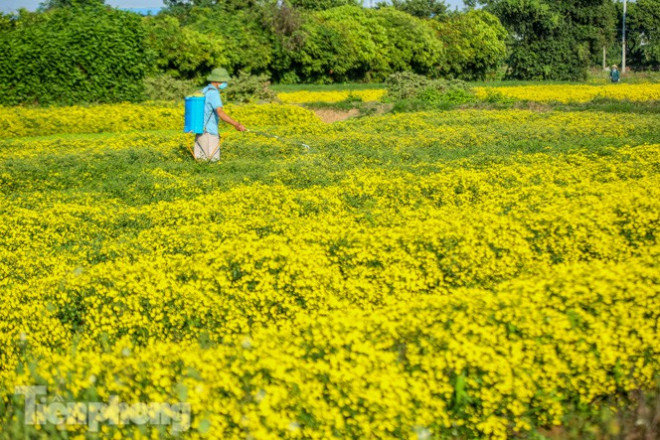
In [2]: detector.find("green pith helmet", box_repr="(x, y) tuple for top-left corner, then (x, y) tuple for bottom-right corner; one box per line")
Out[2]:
(206, 67), (232, 83)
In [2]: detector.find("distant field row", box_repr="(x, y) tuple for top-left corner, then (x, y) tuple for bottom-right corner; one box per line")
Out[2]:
(269, 70), (660, 94)
(273, 83), (660, 104)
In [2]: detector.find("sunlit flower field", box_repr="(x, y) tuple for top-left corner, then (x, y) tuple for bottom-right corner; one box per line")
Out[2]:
(273, 83), (660, 105)
(1, 95), (659, 439)
(474, 83), (660, 103)
(276, 89), (388, 104)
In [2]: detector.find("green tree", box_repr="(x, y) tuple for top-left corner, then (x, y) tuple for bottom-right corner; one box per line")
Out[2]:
(143, 14), (226, 80)
(162, 0), (268, 16)
(288, 6), (389, 83)
(277, 5), (447, 83)
(473, 0), (617, 80)
(377, 0), (448, 19)
(0, 6), (149, 105)
(267, 3), (306, 83)
(39, 0), (105, 10)
(0, 13), (14, 31)
(187, 6), (274, 75)
(432, 10), (507, 80)
(374, 7), (445, 77)
(288, 0), (361, 11)
(627, 0), (660, 69)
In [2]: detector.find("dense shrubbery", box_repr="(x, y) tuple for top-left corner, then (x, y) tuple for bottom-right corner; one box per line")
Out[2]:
(263, 6), (447, 83)
(0, 6), (149, 106)
(386, 71), (474, 111)
(286, 6), (389, 84)
(172, 4), (505, 84)
(386, 72), (442, 100)
(144, 72), (275, 103)
(144, 74), (199, 101)
(375, 8), (445, 78)
(0, 2), (511, 104)
(1, 0), (659, 105)
(288, 0), (361, 11)
(143, 14), (226, 80)
(146, 3), (508, 86)
(223, 72), (276, 103)
(186, 6), (274, 76)
(432, 10), (507, 80)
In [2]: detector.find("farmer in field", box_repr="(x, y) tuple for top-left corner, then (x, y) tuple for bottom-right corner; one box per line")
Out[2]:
(195, 67), (246, 162)
(610, 65), (620, 83)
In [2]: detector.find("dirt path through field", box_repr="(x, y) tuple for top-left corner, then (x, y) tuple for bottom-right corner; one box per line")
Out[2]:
(313, 108), (360, 123)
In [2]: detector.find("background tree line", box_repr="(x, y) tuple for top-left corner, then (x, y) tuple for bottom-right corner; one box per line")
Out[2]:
(468, 0), (660, 80)
(0, 0), (658, 105)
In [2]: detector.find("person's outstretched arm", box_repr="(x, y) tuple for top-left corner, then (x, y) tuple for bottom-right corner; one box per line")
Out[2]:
(216, 108), (246, 131)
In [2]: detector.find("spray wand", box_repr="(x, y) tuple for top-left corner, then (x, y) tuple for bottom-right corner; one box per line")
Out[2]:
(247, 129), (311, 152)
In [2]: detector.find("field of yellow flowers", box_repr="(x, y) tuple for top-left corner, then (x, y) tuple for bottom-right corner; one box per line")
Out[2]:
(276, 90), (388, 104)
(473, 83), (660, 104)
(1, 98), (660, 439)
(274, 83), (660, 105)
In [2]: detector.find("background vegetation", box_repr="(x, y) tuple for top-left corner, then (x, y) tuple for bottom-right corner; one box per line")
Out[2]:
(0, 5), (149, 106)
(0, 0), (658, 105)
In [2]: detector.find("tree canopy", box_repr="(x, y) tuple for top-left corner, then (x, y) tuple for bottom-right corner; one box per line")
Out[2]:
(471, 0), (617, 80)
(377, 0), (448, 19)
(627, 0), (660, 68)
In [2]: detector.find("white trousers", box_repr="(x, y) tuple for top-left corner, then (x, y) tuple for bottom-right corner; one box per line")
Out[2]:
(194, 133), (220, 162)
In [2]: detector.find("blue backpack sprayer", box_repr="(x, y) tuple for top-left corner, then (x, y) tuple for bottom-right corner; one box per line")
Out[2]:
(184, 95), (311, 158)
(184, 95), (222, 160)
(183, 96), (206, 135)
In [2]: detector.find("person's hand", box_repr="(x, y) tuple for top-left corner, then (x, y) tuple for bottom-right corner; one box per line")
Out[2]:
(236, 124), (247, 132)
